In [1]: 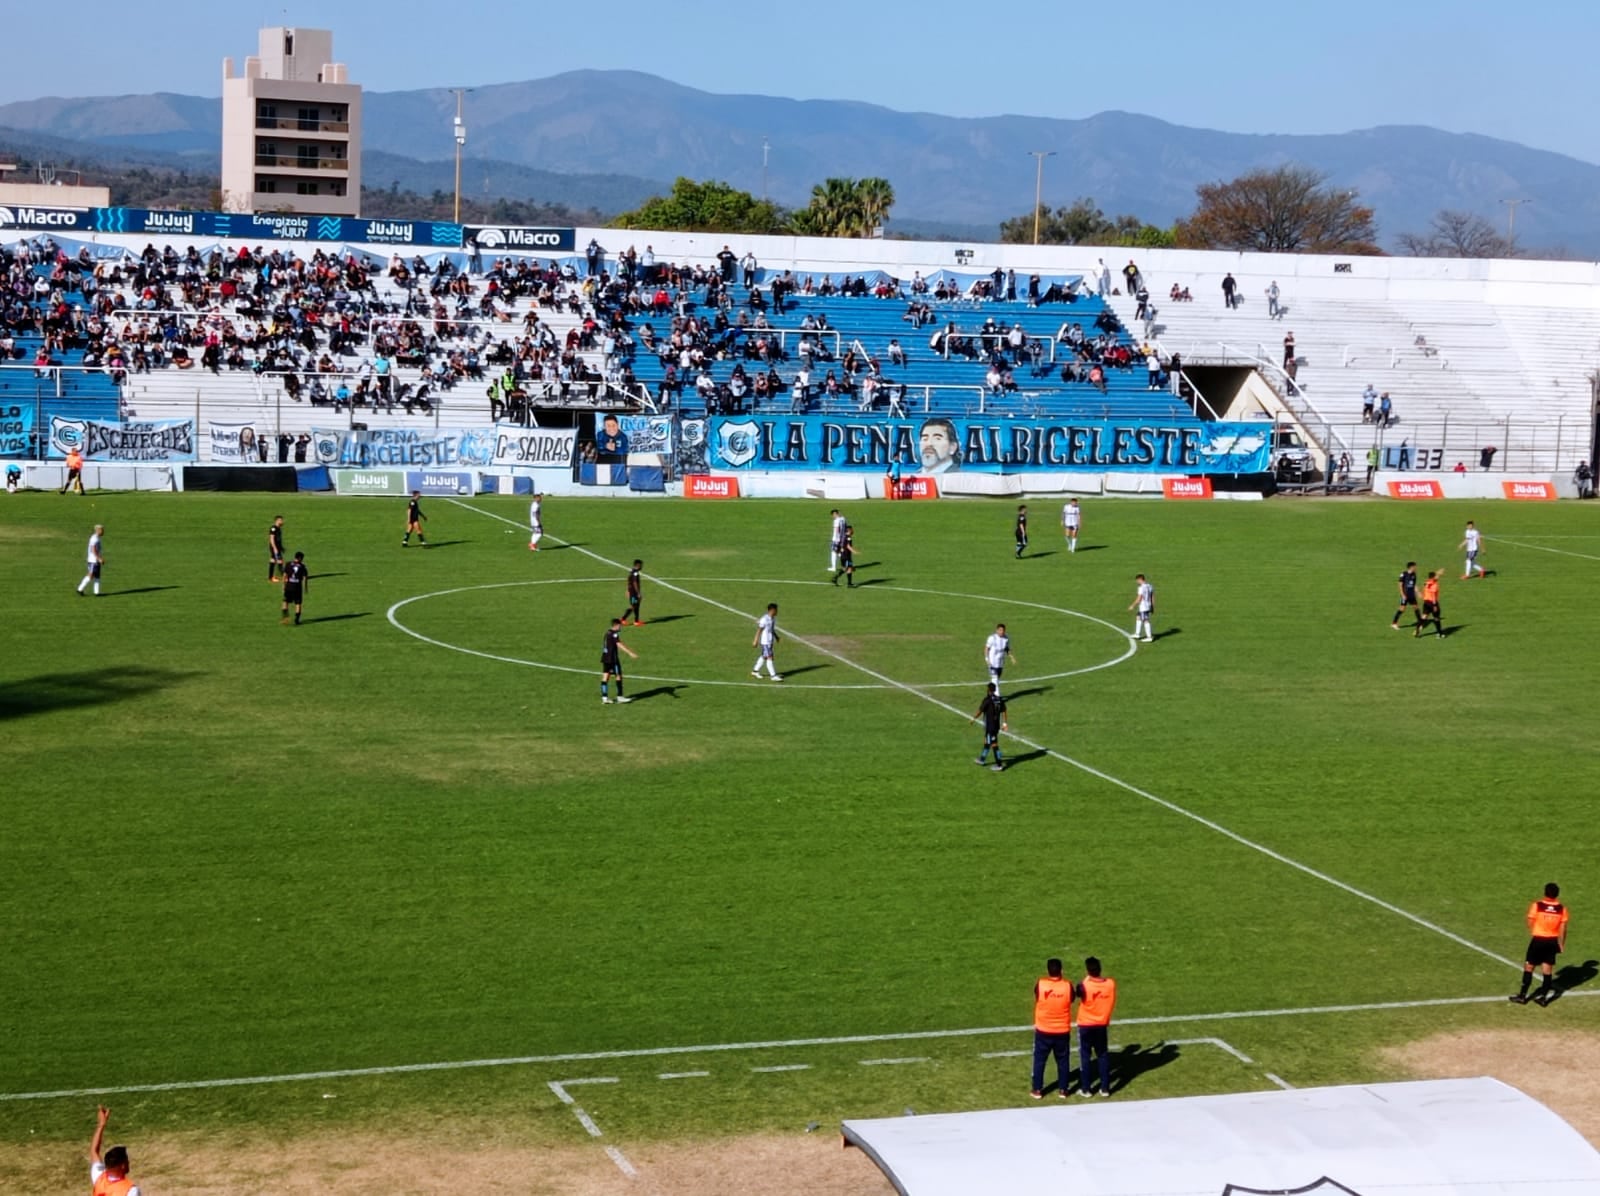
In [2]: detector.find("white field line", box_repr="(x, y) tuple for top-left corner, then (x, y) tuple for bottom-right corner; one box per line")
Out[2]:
(979, 1050), (1030, 1059)
(548, 1078), (637, 1179)
(1487, 536), (1600, 563)
(1265, 1072), (1294, 1090)
(858, 1057), (930, 1066)
(1168, 1037), (1254, 1065)
(658, 1070), (709, 1080)
(13, 989), (1592, 1104)
(750, 1063), (811, 1074)
(442, 499), (1516, 972)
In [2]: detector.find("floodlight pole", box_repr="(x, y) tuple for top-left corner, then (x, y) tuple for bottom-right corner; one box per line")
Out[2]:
(1500, 198), (1531, 248)
(1028, 150), (1056, 245)
(451, 89), (468, 224)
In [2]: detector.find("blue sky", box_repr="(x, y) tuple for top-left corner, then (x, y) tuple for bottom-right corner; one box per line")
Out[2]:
(6, 0), (1596, 164)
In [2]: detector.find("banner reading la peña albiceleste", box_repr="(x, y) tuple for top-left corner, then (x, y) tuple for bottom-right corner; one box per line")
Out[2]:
(704, 415), (1273, 474)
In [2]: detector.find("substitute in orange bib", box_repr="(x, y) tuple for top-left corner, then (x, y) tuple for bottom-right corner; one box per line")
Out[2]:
(89, 1104), (141, 1195)
(1511, 882), (1569, 1006)
(1031, 957), (1074, 1099)
(1075, 956), (1117, 1097)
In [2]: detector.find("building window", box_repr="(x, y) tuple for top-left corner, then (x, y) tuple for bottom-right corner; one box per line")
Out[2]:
(297, 181), (318, 195)
(297, 144), (319, 165)
(297, 107), (319, 131)
(258, 178), (278, 194)
(257, 102), (277, 120)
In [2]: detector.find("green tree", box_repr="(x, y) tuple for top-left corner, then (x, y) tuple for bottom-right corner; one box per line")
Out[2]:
(1174, 165), (1382, 255)
(998, 197), (1174, 247)
(791, 177), (897, 238)
(610, 177), (788, 234)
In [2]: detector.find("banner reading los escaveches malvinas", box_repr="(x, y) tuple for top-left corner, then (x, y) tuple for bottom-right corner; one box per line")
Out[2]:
(704, 416), (1272, 474)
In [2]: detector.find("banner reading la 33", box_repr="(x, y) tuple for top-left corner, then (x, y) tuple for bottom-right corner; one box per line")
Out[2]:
(706, 415), (1273, 474)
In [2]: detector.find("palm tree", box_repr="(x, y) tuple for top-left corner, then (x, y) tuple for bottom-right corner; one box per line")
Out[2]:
(856, 177), (895, 236)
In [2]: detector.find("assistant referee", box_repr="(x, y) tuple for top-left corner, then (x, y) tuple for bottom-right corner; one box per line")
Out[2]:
(1511, 882), (1569, 1007)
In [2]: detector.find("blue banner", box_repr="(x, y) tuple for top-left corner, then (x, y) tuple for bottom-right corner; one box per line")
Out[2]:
(405, 470), (475, 495)
(704, 416), (1272, 474)
(0, 204), (464, 248)
(311, 426), (496, 468)
(0, 402), (34, 456)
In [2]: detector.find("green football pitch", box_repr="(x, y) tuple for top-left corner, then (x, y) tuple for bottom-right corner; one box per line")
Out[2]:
(2, 489), (1597, 1174)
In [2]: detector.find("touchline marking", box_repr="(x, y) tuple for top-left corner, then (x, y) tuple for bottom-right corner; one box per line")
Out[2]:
(859, 1057), (929, 1066)
(980, 1050), (1030, 1059)
(1265, 1073), (1294, 1090)
(659, 1070), (709, 1080)
(439, 499), (1514, 972)
(751, 1063), (811, 1074)
(1488, 536), (1600, 563)
(8, 991), (1594, 1102)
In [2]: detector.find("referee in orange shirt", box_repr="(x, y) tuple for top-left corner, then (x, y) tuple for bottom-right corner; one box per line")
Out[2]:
(1075, 957), (1117, 1097)
(1511, 882), (1569, 1006)
(1031, 957), (1074, 1099)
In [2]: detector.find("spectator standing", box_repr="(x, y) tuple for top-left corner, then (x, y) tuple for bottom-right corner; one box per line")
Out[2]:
(1122, 260), (1140, 295)
(1378, 392), (1393, 426)
(1075, 957), (1117, 1097)
(1574, 461), (1594, 498)
(1265, 280), (1281, 319)
(741, 251), (758, 289)
(1221, 272), (1237, 309)
(1097, 258), (1112, 298)
(1361, 384), (1377, 423)
(90, 1105), (142, 1196)
(1031, 958), (1074, 1098)
(717, 246), (737, 283)
(1282, 330), (1296, 367)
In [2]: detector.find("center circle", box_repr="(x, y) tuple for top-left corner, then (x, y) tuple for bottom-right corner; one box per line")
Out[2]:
(387, 578), (1136, 690)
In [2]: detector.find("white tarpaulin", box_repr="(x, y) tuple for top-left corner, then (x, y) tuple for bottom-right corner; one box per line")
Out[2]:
(842, 1077), (1600, 1196)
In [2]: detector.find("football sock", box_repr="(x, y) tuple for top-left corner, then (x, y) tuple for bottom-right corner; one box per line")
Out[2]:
(403, 533), (410, 544)
(615, 681), (624, 697)
(601, 681), (609, 698)
(1518, 973), (1532, 997)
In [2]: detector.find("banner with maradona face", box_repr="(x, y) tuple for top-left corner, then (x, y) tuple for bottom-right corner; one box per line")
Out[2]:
(704, 415), (1272, 474)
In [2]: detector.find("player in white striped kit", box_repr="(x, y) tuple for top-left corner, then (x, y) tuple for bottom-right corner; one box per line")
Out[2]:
(528, 493), (544, 550)
(751, 603), (783, 681)
(1129, 574), (1154, 643)
(1458, 520), (1486, 579)
(983, 623), (1015, 695)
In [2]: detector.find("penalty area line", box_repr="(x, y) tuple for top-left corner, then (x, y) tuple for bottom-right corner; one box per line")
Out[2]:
(7, 990), (1592, 1103)
(437, 500), (1516, 972)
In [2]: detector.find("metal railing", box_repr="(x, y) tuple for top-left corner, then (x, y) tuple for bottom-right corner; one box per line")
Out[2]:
(1293, 415), (1586, 477)
(254, 155), (352, 171)
(1177, 341), (1355, 459)
(256, 117), (351, 134)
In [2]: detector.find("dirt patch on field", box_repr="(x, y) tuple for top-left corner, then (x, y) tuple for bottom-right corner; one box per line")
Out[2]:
(1384, 1028), (1600, 1146)
(18, 1129), (894, 1194)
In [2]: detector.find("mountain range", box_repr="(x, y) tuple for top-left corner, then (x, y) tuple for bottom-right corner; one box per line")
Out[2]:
(1, 69), (1597, 255)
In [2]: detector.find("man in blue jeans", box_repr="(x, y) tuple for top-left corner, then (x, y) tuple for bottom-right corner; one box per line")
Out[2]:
(1030, 957), (1074, 1098)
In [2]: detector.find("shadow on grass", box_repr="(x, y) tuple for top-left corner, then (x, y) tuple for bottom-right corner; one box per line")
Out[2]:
(1149, 627), (1182, 642)
(418, 539), (468, 549)
(628, 685), (686, 701)
(0, 665), (202, 721)
(298, 612), (373, 625)
(1108, 1041), (1182, 1094)
(778, 664), (829, 678)
(641, 614), (693, 625)
(101, 585), (181, 598)
(1002, 749), (1051, 770)
(1072, 544), (1107, 553)
(855, 577), (894, 587)
(1552, 960), (1600, 1001)
(309, 572), (348, 580)
(1003, 686), (1052, 704)
(1023, 550), (1058, 560)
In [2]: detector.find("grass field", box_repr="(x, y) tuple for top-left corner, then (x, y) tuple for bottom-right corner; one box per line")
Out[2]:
(3, 488), (1598, 1191)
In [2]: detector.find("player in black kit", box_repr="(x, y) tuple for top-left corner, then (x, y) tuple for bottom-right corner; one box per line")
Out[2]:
(267, 515), (285, 582)
(833, 523), (856, 587)
(402, 491), (428, 547)
(1391, 560), (1418, 630)
(1014, 504), (1028, 558)
(972, 682), (1009, 771)
(600, 617), (639, 704)
(623, 560), (644, 625)
(281, 552), (309, 625)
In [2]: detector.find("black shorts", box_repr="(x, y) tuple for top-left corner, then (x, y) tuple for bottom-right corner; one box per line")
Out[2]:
(1526, 936), (1560, 967)
(270, 548), (284, 562)
(601, 656), (621, 673)
(1399, 594), (1417, 607)
(283, 584), (303, 603)
(627, 595), (640, 610)
(1421, 600), (1440, 617)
